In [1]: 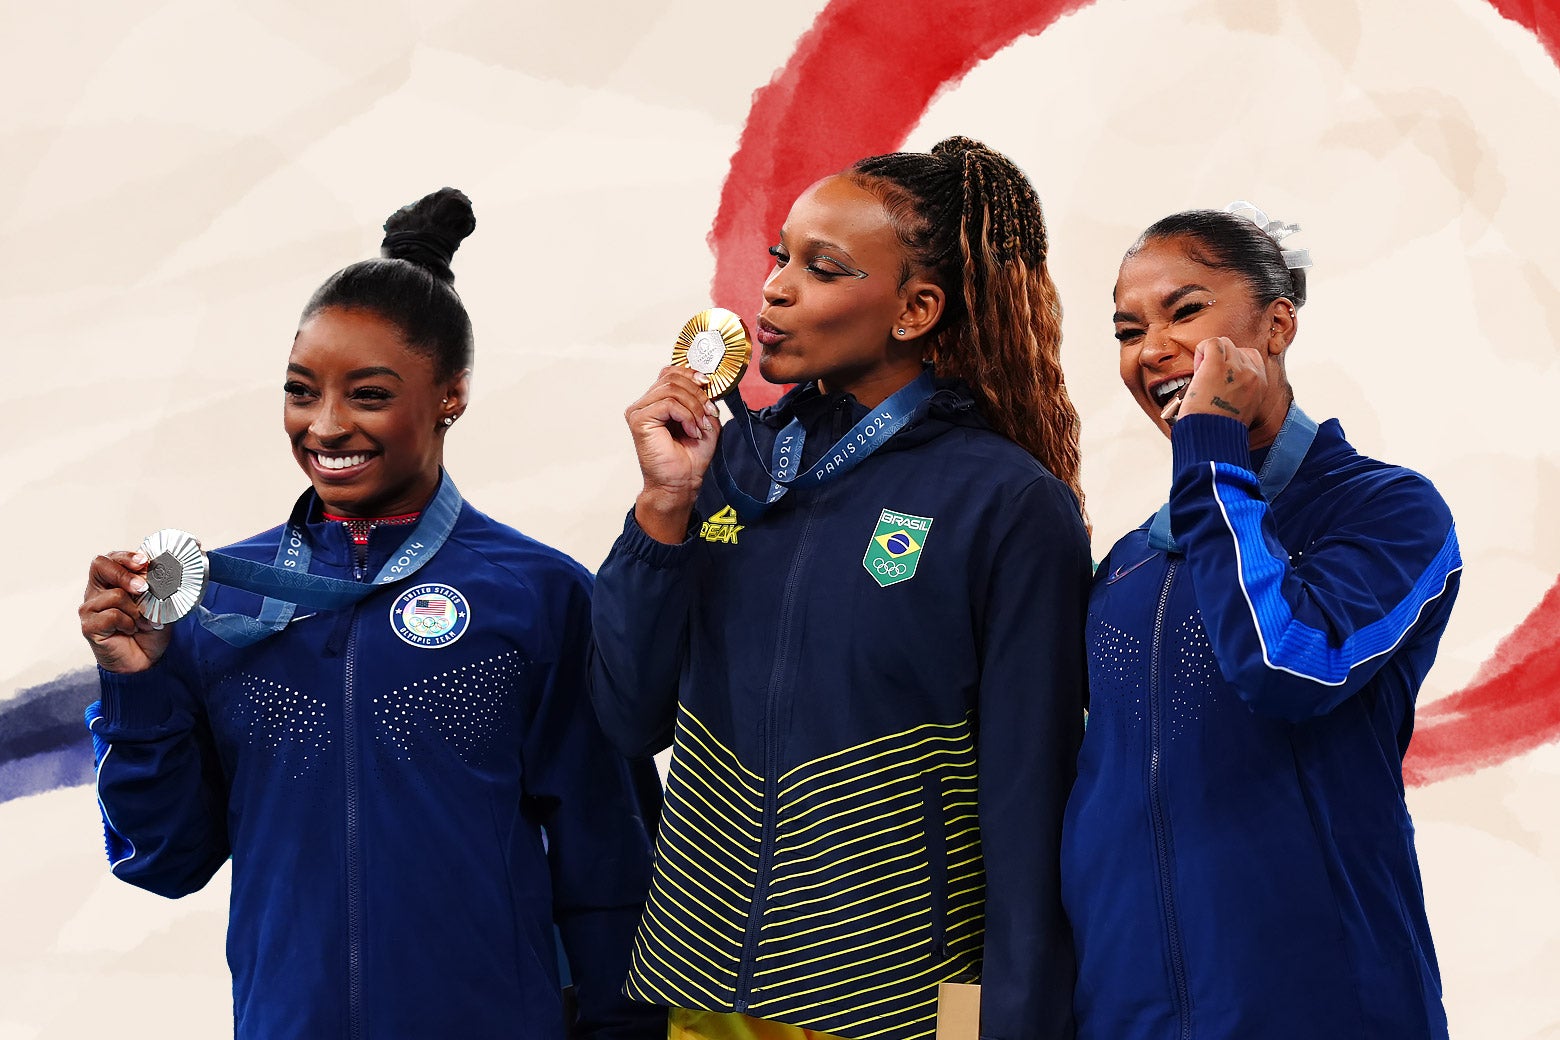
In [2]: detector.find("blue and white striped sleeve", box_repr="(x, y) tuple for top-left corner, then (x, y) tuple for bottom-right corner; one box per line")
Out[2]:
(1168, 414), (1462, 722)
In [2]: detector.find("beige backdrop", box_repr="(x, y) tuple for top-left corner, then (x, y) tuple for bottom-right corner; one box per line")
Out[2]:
(3, 0), (1558, 1036)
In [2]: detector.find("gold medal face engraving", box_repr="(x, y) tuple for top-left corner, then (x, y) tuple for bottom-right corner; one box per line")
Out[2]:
(687, 329), (728, 373)
(136, 528), (209, 624)
(673, 308), (750, 399)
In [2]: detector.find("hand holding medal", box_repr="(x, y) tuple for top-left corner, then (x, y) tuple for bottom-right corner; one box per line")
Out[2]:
(79, 548), (176, 674)
(624, 308), (752, 544)
(79, 529), (212, 671)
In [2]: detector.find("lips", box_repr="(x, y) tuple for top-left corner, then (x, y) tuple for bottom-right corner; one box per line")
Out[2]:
(754, 315), (787, 349)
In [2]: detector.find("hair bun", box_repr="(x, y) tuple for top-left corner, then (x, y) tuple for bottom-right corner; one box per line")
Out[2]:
(381, 187), (476, 285)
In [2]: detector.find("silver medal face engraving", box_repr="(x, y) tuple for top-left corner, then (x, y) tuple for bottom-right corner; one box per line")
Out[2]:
(136, 528), (209, 624)
(145, 553), (185, 598)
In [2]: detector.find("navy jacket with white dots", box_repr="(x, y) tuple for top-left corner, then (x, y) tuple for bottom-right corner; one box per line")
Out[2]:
(1063, 412), (1461, 1040)
(88, 481), (661, 1040)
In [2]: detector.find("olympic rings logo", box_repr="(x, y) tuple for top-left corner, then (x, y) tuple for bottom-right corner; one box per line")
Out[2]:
(404, 613), (451, 636)
(873, 558), (909, 578)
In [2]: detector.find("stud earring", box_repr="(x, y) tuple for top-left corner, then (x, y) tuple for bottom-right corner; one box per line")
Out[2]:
(442, 416), (455, 427)
(896, 328), (906, 336)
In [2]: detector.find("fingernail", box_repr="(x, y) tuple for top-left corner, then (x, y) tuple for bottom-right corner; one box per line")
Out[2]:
(154, 623), (164, 631)
(132, 553), (147, 566)
(701, 417), (713, 432)
(704, 401), (719, 416)
(693, 372), (710, 385)
(130, 577), (148, 594)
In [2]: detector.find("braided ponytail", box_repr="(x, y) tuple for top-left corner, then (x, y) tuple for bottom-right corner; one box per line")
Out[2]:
(848, 138), (1083, 513)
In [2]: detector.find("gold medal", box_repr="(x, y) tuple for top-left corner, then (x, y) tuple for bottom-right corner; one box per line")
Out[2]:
(673, 308), (750, 399)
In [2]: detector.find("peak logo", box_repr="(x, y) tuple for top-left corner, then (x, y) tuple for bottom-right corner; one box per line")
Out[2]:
(700, 506), (745, 545)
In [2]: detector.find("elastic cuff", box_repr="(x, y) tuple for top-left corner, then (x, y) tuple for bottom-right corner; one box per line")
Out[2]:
(613, 508), (700, 569)
(1171, 413), (1253, 478)
(96, 667), (178, 732)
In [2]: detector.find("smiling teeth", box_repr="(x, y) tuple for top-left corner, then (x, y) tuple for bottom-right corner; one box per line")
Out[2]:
(1153, 376), (1191, 403)
(316, 454), (369, 470)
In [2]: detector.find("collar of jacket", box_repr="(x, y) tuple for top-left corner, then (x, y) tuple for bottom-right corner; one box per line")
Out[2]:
(296, 490), (426, 573)
(1131, 415), (1353, 533)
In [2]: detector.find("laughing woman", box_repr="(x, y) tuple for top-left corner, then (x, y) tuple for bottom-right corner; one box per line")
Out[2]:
(1062, 206), (1461, 1039)
(78, 189), (661, 1040)
(591, 138), (1092, 1040)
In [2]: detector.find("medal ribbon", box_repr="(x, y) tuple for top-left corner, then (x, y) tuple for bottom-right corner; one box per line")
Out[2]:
(714, 369), (938, 521)
(1147, 404), (1318, 553)
(195, 471), (463, 646)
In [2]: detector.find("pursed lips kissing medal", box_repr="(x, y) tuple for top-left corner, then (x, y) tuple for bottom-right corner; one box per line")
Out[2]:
(673, 308), (750, 399)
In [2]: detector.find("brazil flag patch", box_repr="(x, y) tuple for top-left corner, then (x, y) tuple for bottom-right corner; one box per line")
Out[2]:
(863, 508), (933, 588)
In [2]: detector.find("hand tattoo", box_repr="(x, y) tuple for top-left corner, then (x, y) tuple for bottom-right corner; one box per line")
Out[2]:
(1211, 396), (1241, 416)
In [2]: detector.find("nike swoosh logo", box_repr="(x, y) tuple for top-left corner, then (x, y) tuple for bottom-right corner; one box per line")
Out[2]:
(1103, 555), (1156, 585)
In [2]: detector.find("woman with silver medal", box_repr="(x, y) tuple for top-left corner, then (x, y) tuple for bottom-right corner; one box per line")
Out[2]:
(1062, 205), (1462, 1039)
(77, 189), (662, 1040)
(591, 138), (1091, 1040)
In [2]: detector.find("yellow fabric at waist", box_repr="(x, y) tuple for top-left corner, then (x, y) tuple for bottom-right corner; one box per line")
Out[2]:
(669, 1006), (853, 1040)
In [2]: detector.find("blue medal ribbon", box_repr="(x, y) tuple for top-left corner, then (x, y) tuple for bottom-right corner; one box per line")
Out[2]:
(194, 471), (464, 646)
(1148, 404), (1318, 553)
(714, 369), (939, 521)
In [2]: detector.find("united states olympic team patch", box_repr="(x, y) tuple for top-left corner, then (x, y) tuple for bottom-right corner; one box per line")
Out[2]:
(390, 583), (471, 648)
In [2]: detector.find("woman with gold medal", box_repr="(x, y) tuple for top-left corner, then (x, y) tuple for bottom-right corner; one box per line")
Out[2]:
(591, 138), (1091, 1040)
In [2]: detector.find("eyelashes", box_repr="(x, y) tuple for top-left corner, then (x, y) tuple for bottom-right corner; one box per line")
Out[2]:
(1113, 300), (1213, 343)
(282, 382), (393, 404)
(767, 244), (864, 280)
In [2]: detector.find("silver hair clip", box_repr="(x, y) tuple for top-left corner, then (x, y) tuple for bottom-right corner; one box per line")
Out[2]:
(1226, 200), (1312, 271)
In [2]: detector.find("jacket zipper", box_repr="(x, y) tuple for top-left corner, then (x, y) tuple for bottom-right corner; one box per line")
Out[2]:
(1149, 560), (1192, 1039)
(734, 482), (828, 1012)
(344, 613), (365, 1040)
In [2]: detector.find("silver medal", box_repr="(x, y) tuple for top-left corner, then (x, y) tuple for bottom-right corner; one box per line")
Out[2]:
(136, 528), (210, 624)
